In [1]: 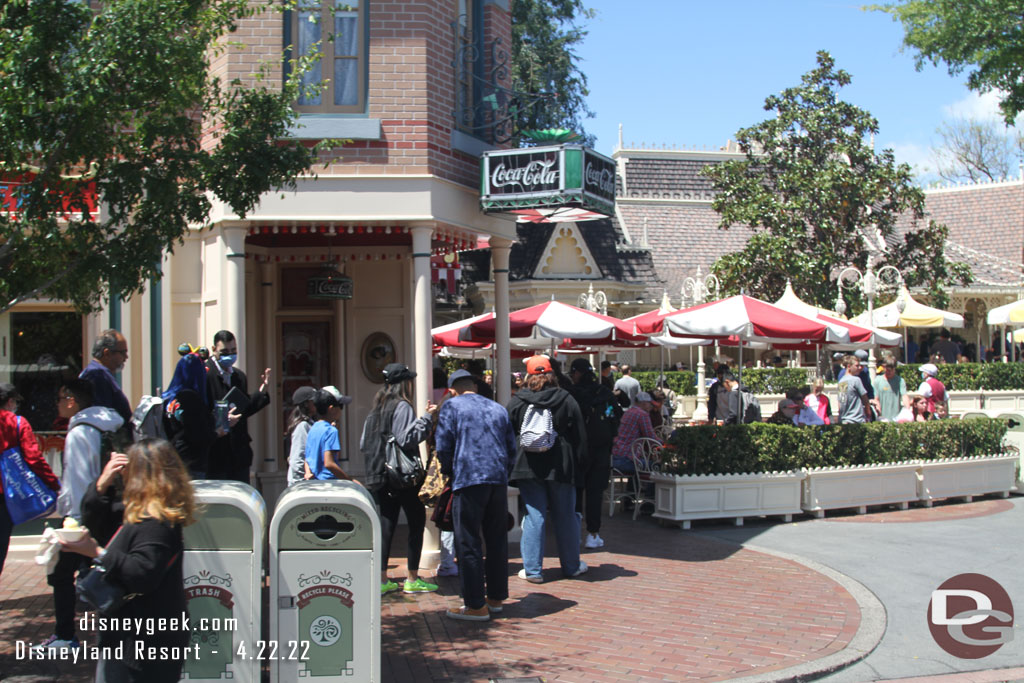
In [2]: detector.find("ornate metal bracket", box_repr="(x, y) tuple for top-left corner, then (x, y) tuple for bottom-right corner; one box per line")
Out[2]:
(451, 21), (552, 145)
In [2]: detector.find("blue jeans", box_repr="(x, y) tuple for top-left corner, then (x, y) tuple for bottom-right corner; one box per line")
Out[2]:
(517, 479), (581, 577)
(612, 455), (635, 474)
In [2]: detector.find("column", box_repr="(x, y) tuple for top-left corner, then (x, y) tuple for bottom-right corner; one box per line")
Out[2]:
(410, 225), (436, 573)
(222, 223), (248, 372)
(490, 236), (513, 405)
(410, 225), (434, 413)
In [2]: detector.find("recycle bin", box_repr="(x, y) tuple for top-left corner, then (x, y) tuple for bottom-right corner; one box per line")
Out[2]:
(181, 480), (266, 683)
(269, 481), (381, 682)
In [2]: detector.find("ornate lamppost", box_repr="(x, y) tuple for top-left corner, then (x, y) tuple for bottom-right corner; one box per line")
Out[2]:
(681, 267), (719, 422)
(577, 282), (608, 316)
(835, 257), (906, 374)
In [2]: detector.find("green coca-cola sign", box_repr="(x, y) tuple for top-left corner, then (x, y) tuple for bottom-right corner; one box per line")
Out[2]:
(480, 144), (615, 219)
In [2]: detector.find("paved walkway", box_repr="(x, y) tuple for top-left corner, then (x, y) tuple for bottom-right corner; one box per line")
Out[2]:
(0, 493), (1018, 682)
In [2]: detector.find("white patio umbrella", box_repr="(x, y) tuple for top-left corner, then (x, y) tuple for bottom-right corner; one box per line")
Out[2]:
(852, 287), (964, 329)
(987, 299), (1024, 326)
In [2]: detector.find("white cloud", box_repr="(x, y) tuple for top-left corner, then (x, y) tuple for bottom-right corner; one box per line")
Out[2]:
(941, 91), (1023, 127)
(891, 142), (937, 179)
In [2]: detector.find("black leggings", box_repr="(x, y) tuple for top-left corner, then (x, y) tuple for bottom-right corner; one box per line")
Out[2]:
(373, 487), (425, 574)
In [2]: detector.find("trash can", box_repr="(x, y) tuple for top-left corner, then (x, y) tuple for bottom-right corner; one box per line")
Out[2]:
(182, 481), (266, 683)
(269, 481), (381, 682)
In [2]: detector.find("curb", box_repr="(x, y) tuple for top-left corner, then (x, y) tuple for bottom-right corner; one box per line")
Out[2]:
(703, 539), (887, 683)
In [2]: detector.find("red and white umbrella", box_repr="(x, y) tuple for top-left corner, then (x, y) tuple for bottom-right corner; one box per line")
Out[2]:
(432, 312), (495, 348)
(459, 300), (644, 346)
(639, 295), (847, 344)
(510, 207), (607, 223)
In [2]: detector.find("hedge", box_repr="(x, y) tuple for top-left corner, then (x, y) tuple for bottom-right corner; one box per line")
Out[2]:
(660, 418), (1010, 476)
(631, 362), (1024, 393)
(633, 371), (697, 396)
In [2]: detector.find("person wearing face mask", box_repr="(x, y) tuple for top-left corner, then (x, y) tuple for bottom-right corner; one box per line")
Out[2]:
(204, 330), (272, 483)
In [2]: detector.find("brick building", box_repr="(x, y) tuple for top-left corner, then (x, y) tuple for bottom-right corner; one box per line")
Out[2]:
(0, 0), (521, 501)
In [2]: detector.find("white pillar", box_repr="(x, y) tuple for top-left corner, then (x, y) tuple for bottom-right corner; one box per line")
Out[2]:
(410, 225), (437, 573)
(410, 226), (434, 415)
(222, 224), (248, 372)
(490, 236), (513, 405)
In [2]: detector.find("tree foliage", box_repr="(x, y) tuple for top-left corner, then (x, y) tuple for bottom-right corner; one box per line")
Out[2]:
(703, 51), (972, 312)
(510, 0), (595, 144)
(878, 0), (1024, 124)
(0, 0), (324, 313)
(932, 117), (1023, 182)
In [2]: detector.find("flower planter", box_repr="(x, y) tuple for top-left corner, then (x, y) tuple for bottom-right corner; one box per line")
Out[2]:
(650, 471), (803, 529)
(917, 454), (1018, 506)
(800, 462), (921, 518)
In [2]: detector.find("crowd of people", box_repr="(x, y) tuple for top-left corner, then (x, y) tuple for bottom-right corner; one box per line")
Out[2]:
(0, 322), (969, 675)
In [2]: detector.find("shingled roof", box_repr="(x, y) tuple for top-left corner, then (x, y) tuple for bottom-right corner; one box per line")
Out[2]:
(463, 148), (1023, 301)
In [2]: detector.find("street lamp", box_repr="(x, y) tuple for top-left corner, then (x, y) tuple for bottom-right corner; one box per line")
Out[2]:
(835, 260), (906, 374)
(681, 267), (720, 422)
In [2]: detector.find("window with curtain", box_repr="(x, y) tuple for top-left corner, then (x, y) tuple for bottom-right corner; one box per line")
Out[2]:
(294, 1), (365, 113)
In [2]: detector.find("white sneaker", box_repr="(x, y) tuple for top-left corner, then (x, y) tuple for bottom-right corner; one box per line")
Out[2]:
(569, 560), (588, 577)
(584, 533), (604, 549)
(517, 568), (544, 584)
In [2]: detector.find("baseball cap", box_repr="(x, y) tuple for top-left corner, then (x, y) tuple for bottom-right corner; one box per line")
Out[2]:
(381, 363), (416, 385)
(525, 356), (552, 375)
(636, 391), (652, 403)
(569, 358), (593, 374)
(321, 385), (353, 406)
(920, 363), (938, 377)
(778, 398), (799, 410)
(854, 349), (869, 361)
(447, 368), (473, 388)
(291, 386), (317, 405)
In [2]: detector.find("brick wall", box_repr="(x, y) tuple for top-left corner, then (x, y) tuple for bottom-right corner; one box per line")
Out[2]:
(210, 0), (510, 186)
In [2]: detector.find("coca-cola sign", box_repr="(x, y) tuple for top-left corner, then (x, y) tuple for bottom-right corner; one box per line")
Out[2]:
(583, 150), (616, 203)
(486, 150), (561, 195)
(480, 144), (615, 220)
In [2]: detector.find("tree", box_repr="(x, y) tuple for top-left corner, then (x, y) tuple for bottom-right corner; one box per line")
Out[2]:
(704, 51), (972, 312)
(0, 0), (324, 314)
(932, 117), (1023, 182)
(878, 0), (1024, 124)
(510, 0), (595, 144)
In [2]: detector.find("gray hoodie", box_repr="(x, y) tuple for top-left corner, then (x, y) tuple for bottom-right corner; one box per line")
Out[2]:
(56, 406), (124, 522)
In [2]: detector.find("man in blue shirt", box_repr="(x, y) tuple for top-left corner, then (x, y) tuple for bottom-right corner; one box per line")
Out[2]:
(79, 329), (132, 427)
(304, 386), (355, 481)
(435, 369), (516, 622)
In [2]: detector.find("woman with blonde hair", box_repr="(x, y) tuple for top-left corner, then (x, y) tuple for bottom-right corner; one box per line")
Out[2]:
(60, 439), (195, 683)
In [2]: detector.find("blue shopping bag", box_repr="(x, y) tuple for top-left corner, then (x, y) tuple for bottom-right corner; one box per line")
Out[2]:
(1, 417), (57, 525)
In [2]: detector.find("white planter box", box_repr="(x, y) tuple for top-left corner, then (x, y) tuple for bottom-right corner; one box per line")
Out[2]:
(917, 454), (1018, 505)
(981, 391), (1024, 412)
(650, 471), (803, 529)
(947, 391), (983, 414)
(800, 462), (921, 518)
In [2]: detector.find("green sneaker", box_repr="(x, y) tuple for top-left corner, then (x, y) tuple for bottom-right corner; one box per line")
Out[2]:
(381, 580), (400, 595)
(403, 578), (438, 594)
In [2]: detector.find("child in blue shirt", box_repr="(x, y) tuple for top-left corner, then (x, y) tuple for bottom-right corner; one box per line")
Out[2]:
(304, 386), (355, 481)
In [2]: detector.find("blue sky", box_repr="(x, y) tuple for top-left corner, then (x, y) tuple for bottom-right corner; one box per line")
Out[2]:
(573, 1), (1014, 182)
